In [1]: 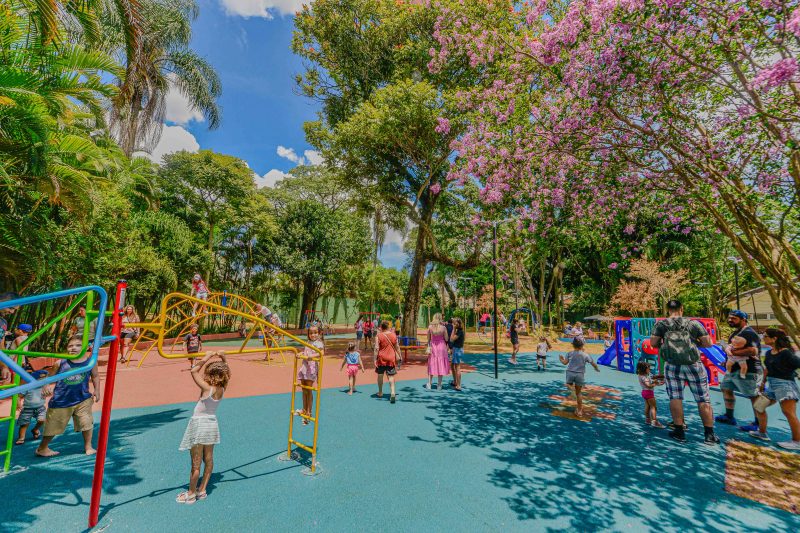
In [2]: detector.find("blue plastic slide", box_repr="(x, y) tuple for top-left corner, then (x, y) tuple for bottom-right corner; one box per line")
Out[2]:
(699, 345), (727, 372)
(597, 344), (617, 366)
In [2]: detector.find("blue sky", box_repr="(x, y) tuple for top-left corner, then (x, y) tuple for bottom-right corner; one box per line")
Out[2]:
(149, 0), (407, 268)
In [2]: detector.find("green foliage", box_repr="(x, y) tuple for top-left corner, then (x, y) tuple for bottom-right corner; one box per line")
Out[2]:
(266, 199), (371, 295)
(105, 0), (221, 155)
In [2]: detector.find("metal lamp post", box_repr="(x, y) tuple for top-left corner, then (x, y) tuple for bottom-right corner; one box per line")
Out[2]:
(491, 217), (515, 379)
(458, 276), (472, 330)
(492, 221), (499, 379)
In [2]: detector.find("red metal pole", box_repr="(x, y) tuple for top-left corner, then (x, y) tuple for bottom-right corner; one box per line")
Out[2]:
(88, 280), (126, 528)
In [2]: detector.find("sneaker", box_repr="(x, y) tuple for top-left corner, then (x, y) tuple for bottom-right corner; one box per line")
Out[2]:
(739, 422), (759, 432)
(651, 421), (665, 429)
(777, 441), (800, 450)
(667, 421), (688, 431)
(703, 433), (721, 445)
(748, 431), (770, 441)
(669, 430), (687, 443)
(715, 414), (737, 425)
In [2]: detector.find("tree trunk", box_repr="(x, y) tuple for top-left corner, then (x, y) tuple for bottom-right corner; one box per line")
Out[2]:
(402, 222), (430, 338)
(299, 278), (319, 329)
(206, 219), (215, 284)
(399, 190), (433, 337)
(444, 281), (456, 311)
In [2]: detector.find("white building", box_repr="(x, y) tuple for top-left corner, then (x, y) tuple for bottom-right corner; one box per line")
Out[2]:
(725, 286), (787, 327)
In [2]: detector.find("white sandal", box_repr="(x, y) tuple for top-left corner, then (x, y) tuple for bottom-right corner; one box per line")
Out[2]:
(176, 491), (196, 504)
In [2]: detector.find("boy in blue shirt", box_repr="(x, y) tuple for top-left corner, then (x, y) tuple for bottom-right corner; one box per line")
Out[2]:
(35, 335), (101, 457)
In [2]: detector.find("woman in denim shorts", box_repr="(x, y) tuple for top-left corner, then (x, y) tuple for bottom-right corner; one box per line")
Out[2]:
(750, 329), (800, 450)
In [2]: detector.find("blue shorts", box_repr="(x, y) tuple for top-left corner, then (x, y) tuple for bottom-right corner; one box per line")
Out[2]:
(720, 370), (762, 398)
(451, 347), (464, 365)
(566, 371), (585, 386)
(18, 405), (46, 425)
(764, 377), (800, 403)
(356, 331), (363, 340)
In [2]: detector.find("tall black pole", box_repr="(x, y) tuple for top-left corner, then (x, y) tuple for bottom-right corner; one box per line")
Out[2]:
(492, 221), (499, 379)
(734, 262), (741, 310)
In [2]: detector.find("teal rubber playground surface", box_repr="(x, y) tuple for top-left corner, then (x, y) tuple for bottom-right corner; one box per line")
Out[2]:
(3, 353), (799, 532)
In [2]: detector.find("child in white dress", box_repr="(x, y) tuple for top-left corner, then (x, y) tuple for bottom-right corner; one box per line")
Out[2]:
(177, 351), (230, 505)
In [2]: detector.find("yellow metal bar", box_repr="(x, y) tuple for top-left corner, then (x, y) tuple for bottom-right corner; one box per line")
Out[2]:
(239, 320), (259, 354)
(289, 440), (314, 454)
(126, 331), (157, 368)
(287, 353), (299, 461)
(135, 338), (159, 369)
(155, 293), (322, 360)
(310, 342), (323, 472)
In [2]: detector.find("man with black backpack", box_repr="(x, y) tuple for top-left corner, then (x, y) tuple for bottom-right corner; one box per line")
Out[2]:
(650, 300), (720, 445)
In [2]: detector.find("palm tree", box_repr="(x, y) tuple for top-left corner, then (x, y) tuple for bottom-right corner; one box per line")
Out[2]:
(0, 2), (132, 284)
(105, 0), (221, 156)
(0, 3), (123, 199)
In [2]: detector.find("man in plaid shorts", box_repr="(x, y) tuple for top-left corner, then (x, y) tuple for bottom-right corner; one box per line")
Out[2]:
(650, 300), (720, 445)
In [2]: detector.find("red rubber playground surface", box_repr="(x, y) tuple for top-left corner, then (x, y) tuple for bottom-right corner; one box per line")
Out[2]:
(2, 346), (800, 532)
(101, 335), (472, 410)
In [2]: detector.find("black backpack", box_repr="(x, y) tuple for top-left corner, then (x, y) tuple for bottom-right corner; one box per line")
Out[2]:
(658, 317), (700, 365)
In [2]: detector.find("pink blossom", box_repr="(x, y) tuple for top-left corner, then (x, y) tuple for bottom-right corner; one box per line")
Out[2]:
(430, 183), (441, 194)
(788, 8), (800, 36)
(752, 58), (798, 90)
(435, 117), (451, 134)
(608, 262), (618, 270)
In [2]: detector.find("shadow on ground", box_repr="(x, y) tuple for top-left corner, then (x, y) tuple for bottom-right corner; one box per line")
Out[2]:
(1, 408), (185, 532)
(396, 353), (799, 531)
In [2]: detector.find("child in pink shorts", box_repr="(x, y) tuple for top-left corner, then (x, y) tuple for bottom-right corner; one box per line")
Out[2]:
(295, 326), (324, 425)
(340, 342), (365, 395)
(637, 360), (665, 428)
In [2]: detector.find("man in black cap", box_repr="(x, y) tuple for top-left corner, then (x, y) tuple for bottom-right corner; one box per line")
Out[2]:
(650, 299), (720, 445)
(715, 310), (762, 432)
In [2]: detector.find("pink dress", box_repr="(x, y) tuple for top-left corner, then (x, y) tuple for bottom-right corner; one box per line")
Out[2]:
(427, 329), (450, 376)
(297, 340), (323, 382)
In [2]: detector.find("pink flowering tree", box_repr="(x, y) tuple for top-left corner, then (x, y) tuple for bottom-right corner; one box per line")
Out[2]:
(433, 0), (800, 338)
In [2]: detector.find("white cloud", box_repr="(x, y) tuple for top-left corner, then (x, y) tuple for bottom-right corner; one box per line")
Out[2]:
(378, 242), (408, 269)
(136, 125), (200, 163)
(219, 0), (304, 18)
(303, 149), (323, 166)
(383, 228), (406, 247)
(277, 145), (304, 164)
(276, 146), (324, 166)
(255, 169), (287, 188)
(164, 79), (205, 126)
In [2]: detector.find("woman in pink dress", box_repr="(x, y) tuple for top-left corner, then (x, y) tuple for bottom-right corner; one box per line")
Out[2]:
(426, 313), (451, 390)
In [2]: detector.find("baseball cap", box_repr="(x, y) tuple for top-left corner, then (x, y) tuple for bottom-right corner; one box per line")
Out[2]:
(17, 323), (33, 333)
(729, 310), (748, 320)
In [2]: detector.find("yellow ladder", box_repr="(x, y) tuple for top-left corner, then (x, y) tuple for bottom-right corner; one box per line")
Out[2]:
(287, 351), (323, 473)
